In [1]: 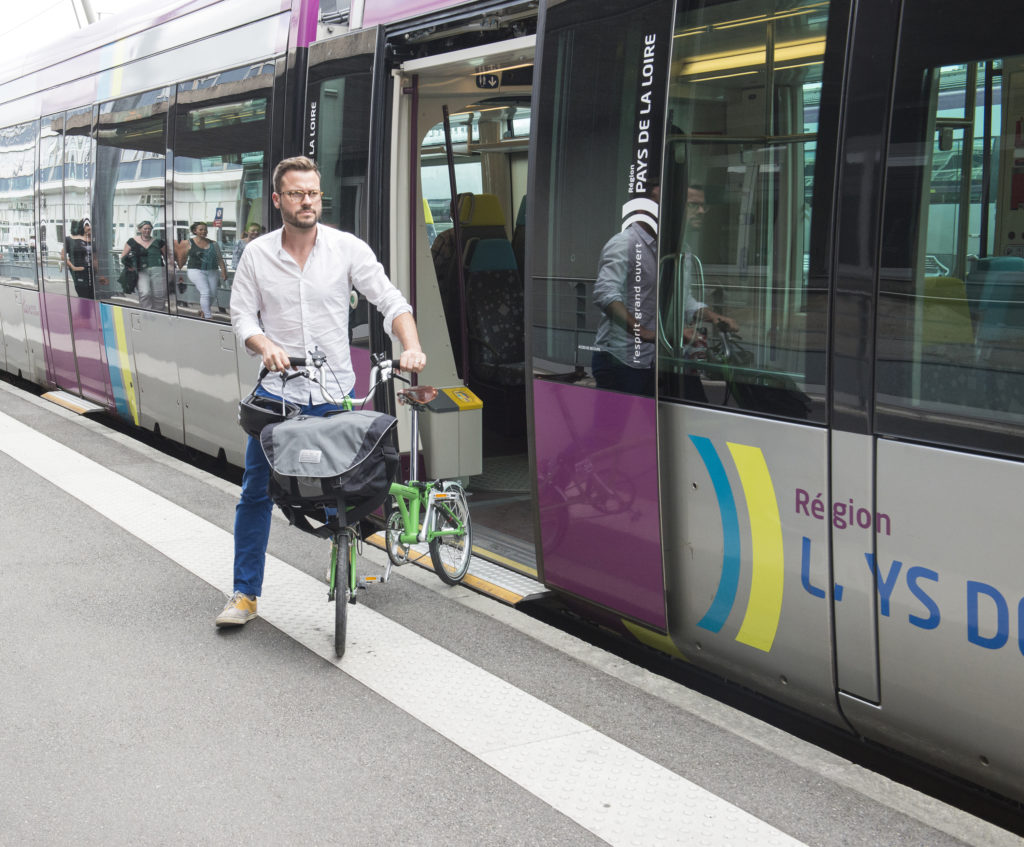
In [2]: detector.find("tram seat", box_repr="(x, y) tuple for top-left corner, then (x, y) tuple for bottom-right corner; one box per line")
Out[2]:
(430, 193), (511, 378)
(464, 238), (527, 436)
(921, 276), (975, 346)
(465, 239), (525, 385)
(511, 196), (527, 283)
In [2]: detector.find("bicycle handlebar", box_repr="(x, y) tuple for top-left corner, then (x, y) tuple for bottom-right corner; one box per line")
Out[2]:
(255, 350), (408, 407)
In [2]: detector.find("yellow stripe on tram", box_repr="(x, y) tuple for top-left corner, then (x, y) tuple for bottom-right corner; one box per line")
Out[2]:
(727, 442), (785, 653)
(112, 307), (139, 425)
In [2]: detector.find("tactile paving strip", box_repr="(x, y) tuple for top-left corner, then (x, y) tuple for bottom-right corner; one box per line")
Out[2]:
(0, 409), (807, 847)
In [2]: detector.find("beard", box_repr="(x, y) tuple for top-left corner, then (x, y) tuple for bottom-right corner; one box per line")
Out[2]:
(281, 205), (320, 229)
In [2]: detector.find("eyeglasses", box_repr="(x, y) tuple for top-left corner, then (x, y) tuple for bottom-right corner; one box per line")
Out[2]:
(686, 201), (709, 211)
(281, 190), (324, 201)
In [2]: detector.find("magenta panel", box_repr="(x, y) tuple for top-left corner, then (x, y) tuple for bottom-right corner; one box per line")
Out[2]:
(42, 290), (77, 392)
(70, 298), (112, 406)
(533, 379), (666, 629)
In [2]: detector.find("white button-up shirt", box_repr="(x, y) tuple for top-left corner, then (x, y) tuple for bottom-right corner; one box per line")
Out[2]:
(231, 223), (412, 404)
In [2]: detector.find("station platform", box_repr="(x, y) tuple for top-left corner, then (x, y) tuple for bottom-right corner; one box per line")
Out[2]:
(0, 379), (1020, 847)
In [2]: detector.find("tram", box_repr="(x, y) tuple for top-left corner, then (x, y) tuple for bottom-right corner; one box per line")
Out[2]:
(2, 0), (1023, 805)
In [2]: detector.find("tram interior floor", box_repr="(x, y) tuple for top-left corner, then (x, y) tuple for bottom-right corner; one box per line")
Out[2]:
(464, 427), (535, 556)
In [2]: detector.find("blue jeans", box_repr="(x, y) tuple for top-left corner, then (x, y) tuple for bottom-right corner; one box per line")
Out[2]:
(233, 389), (346, 596)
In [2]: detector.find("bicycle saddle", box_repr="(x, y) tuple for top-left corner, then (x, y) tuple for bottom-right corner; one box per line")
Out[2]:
(397, 385), (438, 406)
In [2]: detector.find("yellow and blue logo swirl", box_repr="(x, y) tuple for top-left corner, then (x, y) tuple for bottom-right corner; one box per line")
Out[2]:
(689, 436), (784, 652)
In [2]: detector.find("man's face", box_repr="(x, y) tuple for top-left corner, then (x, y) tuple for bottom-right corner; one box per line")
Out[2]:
(274, 170), (322, 230)
(686, 188), (708, 231)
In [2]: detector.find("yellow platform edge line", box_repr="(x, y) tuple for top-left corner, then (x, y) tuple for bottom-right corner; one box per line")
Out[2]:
(365, 533), (526, 605)
(367, 532), (538, 580)
(461, 573), (524, 605)
(470, 545), (539, 579)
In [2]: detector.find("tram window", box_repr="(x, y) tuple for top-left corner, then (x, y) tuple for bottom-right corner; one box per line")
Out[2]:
(0, 122), (38, 287)
(38, 116), (65, 297)
(63, 107), (96, 300)
(173, 65), (272, 321)
(94, 88), (170, 310)
(878, 51), (1024, 452)
(421, 158), (484, 241)
(309, 67), (372, 348)
(311, 72), (371, 238)
(656, 0), (830, 418)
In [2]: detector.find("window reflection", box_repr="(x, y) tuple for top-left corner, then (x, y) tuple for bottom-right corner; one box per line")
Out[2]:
(94, 88), (170, 309)
(879, 55), (1024, 448)
(173, 66), (272, 321)
(63, 107), (96, 299)
(311, 67), (372, 346)
(38, 116), (64, 296)
(657, 0), (829, 418)
(0, 122), (38, 286)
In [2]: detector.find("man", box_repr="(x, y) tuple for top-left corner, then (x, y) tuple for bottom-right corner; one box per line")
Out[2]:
(217, 156), (426, 627)
(591, 183), (736, 396)
(591, 186), (661, 396)
(681, 184), (737, 339)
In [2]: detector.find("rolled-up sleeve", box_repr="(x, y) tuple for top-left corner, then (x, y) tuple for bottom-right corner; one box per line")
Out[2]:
(348, 237), (412, 335)
(592, 231), (629, 313)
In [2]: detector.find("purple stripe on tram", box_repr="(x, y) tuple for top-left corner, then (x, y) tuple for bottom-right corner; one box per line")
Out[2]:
(42, 290), (77, 391)
(71, 299), (112, 406)
(533, 379), (666, 630)
(295, 0), (319, 47)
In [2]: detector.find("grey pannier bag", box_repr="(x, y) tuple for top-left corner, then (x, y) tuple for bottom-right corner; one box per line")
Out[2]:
(259, 410), (399, 539)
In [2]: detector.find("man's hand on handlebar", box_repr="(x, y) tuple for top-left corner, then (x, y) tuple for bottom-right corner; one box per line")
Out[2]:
(398, 348), (427, 374)
(262, 343), (292, 374)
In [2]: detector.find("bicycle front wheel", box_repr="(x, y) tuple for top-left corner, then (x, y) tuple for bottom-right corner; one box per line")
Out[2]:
(334, 533), (352, 659)
(428, 484), (472, 585)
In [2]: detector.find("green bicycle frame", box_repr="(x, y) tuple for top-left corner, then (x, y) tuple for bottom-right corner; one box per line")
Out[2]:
(389, 481), (465, 545)
(329, 533), (357, 599)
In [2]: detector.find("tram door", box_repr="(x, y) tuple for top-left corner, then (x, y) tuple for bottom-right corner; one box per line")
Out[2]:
(63, 106), (108, 405)
(528, 0), (674, 629)
(35, 108), (109, 404)
(395, 36), (535, 562)
(37, 113), (77, 393)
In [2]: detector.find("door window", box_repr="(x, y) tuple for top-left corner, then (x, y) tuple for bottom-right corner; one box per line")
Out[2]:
(308, 57), (374, 350)
(38, 115), (64, 297)
(531, 0), (674, 393)
(63, 107), (96, 300)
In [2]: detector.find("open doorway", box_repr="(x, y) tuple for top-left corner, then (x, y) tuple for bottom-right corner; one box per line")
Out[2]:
(398, 37), (535, 568)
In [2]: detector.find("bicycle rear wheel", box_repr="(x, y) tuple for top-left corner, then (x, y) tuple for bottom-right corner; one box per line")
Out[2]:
(333, 533), (353, 658)
(428, 484), (472, 585)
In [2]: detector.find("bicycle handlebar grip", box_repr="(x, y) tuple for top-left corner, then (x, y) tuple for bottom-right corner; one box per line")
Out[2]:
(288, 356), (306, 367)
